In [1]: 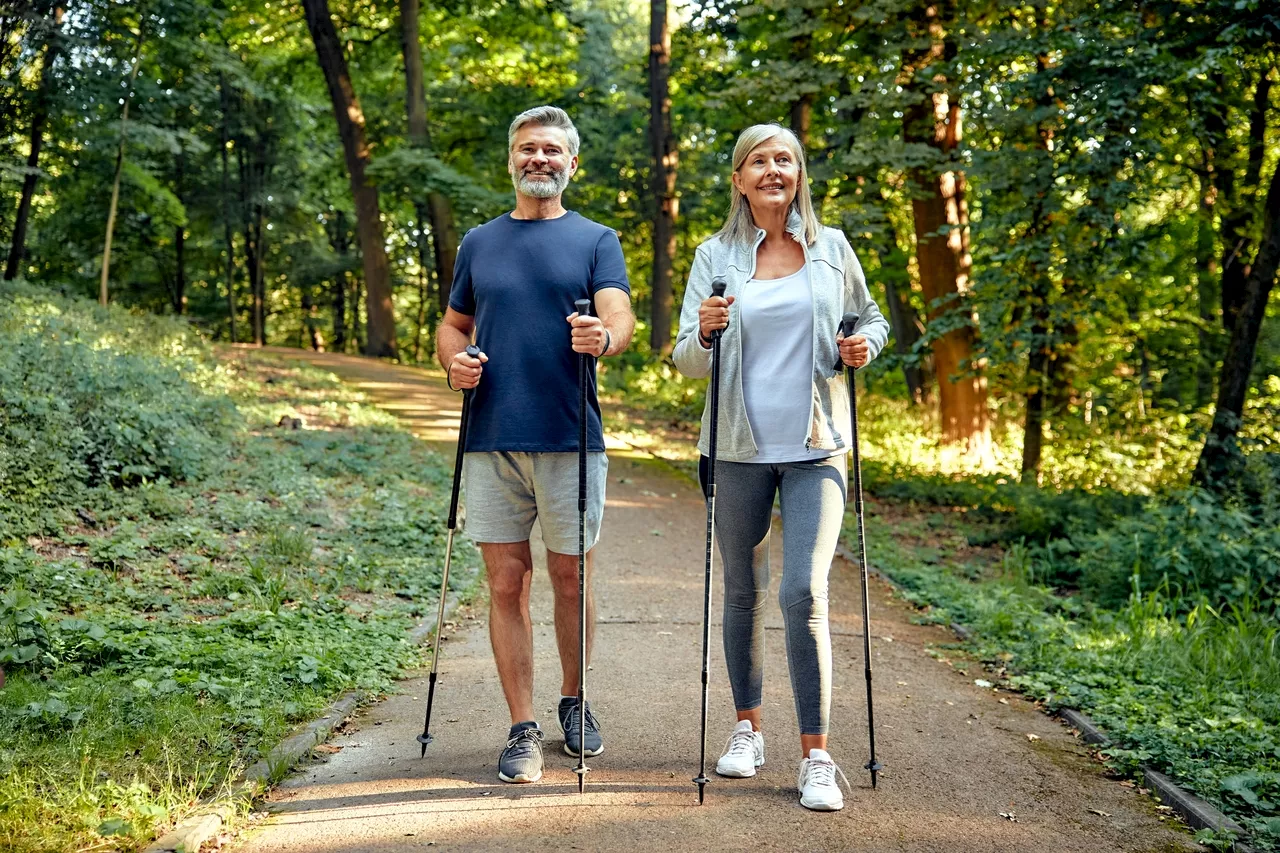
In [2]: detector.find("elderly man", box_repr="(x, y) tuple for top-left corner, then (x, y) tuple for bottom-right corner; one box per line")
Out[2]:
(435, 106), (634, 784)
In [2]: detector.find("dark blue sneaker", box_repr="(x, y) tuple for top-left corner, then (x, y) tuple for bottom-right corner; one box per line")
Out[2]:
(558, 697), (603, 757)
(498, 722), (544, 783)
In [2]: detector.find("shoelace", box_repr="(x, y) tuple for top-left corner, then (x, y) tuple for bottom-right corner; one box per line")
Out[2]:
(506, 728), (544, 751)
(802, 758), (851, 793)
(563, 704), (598, 733)
(723, 728), (757, 759)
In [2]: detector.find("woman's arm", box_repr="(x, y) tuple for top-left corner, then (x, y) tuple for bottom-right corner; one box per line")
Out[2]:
(672, 247), (716, 379)
(840, 235), (890, 363)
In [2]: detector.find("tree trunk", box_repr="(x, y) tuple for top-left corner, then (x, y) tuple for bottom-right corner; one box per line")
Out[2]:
(1195, 169), (1220, 407)
(305, 0), (397, 358)
(173, 150), (186, 314)
(648, 0), (678, 354)
(789, 27), (813, 150)
(302, 285), (325, 351)
(1194, 155), (1280, 488)
(219, 73), (238, 341)
(1020, 37), (1059, 484)
(4, 6), (62, 281)
(99, 28), (145, 306)
(400, 0), (458, 326)
(902, 0), (991, 461)
(883, 275), (927, 405)
(329, 210), (350, 351)
(414, 203), (430, 362)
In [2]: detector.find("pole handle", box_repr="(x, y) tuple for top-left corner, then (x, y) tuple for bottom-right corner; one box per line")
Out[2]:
(710, 276), (728, 341)
(840, 312), (860, 339)
(574, 298), (592, 318)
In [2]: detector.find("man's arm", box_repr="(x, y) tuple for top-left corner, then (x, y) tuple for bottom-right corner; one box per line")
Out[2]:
(435, 307), (486, 389)
(568, 287), (635, 357)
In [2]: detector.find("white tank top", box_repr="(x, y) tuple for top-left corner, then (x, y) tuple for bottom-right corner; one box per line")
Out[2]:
(739, 263), (836, 463)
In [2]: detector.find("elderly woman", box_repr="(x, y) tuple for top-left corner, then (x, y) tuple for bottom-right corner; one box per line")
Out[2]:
(672, 124), (889, 811)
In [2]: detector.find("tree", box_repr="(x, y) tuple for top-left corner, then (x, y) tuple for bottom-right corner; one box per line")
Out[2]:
(302, 0), (397, 358)
(901, 0), (991, 461)
(1194, 69), (1279, 488)
(4, 5), (62, 281)
(99, 25), (145, 306)
(400, 0), (458, 346)
(648, 0), (677, 354)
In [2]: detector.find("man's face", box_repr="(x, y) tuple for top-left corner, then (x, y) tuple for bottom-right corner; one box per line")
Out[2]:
(509, 124), (577, 200)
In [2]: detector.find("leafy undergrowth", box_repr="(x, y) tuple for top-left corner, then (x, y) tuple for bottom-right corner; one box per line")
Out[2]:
(851, 500), (1280, 850)
(0, 284), (476, 852)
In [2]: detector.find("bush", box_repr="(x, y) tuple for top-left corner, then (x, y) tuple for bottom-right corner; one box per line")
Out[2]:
(0, 283), (236, 535)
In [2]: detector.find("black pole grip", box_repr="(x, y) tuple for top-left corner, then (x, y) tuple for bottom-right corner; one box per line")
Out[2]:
(710, 276), (728, 341)
(841, 312), (859, 339)
(575, 298), (592, 318)
(465, 343), (480, 360)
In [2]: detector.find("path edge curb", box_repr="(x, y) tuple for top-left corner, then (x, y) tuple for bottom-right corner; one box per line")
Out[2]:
(1056, 708), (1254, 852)
(142, 566), (481, 853)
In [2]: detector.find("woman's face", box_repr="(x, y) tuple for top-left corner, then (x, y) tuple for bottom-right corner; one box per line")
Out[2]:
(732, 138), (800, 216)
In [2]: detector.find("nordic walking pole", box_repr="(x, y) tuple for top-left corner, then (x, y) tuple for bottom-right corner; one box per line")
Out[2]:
(840, 313), (883, 789)
(573, 297), (593, 794)
(418, 343), (481, 756)
(693, 275), (728, 805)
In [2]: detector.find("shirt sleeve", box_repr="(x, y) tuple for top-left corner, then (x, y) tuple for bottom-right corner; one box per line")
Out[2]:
(448, 231), (476, 315)
(590, 229), (630, 294)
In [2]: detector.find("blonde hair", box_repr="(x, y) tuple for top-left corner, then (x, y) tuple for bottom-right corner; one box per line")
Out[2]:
(716, 124), (821, 247)
(508, 105), (580, 156)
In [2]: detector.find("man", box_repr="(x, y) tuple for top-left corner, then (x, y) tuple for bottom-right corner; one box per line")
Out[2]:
(436, 106), (634, 784)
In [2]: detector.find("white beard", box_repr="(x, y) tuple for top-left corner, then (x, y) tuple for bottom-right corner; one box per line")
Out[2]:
(514, 166), (570, 199)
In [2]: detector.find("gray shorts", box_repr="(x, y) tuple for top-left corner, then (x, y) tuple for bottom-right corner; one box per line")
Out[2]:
(463, 451), (608, 553)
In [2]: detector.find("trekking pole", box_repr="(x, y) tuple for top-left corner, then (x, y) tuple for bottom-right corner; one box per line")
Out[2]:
(840, 313), (883, 789)
(573, 297), (593, 794)
(693, 275), (728, 805)
(418, 343), (481, 757)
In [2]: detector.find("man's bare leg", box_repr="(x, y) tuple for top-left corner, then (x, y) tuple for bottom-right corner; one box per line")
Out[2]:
(481, 541), (536, 724)
(546, 547), (595, 695)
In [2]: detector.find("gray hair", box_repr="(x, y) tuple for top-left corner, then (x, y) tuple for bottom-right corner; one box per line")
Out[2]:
(716, 124), (821, 247)
(508, 105), (580, 157)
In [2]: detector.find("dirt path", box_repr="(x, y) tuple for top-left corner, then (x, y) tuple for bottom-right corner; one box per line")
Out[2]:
(232, 348), (1197, 853)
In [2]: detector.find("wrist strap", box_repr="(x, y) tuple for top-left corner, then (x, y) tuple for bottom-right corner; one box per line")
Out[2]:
(446, 362), (460, 392)
(599, 329), (611, 358)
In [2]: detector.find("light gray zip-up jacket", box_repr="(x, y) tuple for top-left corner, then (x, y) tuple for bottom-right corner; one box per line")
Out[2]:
(672, 211), (890, 462)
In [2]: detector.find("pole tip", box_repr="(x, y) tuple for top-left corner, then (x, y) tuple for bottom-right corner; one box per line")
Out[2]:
(416, 732), (433, 757)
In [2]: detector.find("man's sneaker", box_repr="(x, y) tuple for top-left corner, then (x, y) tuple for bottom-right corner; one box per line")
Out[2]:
(797, 748), (849, 811)
(715, 719), (765, 777)
(498, 722), (544, 783)
(558, 697), (604, 757)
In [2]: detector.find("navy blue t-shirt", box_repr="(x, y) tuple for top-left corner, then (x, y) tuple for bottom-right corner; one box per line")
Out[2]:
(448, 211), (630, 452)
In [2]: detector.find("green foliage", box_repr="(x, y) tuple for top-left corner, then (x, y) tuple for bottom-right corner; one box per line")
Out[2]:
(0, 289), (475, 853)
(0, 282), (236, 538)
(867, 521), (1280, 849)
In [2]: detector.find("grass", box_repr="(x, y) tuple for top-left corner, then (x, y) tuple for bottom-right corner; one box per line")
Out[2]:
(0, 346), (480, 852)
(851, 501), (1280, 850)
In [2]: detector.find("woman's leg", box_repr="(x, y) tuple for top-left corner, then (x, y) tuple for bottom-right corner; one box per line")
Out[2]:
(711, 460), (778, 722)
(776, 456), (847, 756)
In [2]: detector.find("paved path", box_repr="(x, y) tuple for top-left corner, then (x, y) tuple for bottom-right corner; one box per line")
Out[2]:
(231, 348), (1197, 853)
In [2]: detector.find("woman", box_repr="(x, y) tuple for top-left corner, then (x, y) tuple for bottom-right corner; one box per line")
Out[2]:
(672, 124), (889, 811)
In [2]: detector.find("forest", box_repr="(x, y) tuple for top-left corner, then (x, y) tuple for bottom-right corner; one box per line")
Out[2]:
(1, 0), (1277, 850)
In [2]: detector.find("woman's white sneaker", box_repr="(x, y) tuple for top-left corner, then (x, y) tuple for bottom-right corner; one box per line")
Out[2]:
(715, 720), (765, 777)
(797, 748), (849, 811)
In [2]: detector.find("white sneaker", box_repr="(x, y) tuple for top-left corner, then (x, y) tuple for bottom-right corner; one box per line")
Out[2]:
(797, 748), (849, 811)
(715, 720), (765, 777)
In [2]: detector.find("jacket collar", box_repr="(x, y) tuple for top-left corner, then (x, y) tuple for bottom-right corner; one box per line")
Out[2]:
(725, 208), (808, 273)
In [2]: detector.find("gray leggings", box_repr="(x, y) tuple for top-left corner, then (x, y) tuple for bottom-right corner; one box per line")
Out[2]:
(712, 455), (847, 735)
